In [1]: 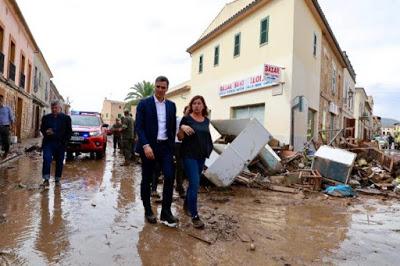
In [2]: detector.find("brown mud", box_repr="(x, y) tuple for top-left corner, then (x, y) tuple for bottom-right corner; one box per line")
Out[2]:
(0, 140), (399, 265)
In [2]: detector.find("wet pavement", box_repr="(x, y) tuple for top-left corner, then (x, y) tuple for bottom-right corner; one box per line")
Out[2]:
(0, 139), (399, 265)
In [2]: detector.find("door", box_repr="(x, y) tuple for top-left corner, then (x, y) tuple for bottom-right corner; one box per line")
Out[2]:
(35, 106), (40, 137)
(16, 97), (23, 141)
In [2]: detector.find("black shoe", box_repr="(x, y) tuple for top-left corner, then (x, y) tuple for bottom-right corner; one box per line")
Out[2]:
(192, 215), (205, 229)
(55, 180), (61, 187)
(41, 180), (50, 188)
(160, 211), (179, 228)
(145, 211), (157, 224)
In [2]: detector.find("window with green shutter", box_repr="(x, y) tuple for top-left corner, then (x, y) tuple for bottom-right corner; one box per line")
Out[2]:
(260, 17), (269, 45)
(214, 45), (220, 66)
(234, 33), (241, 57)
(199, 55), (203, 73)
(313, 33), (317, 56)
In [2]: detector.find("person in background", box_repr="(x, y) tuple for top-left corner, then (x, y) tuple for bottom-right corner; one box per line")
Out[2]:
(174, 106), (190, 198)
(135, 75), (178, 226)
(0, 95), (14, 159)
(388, 133), (394, 150)
(121, 110), (135, 166)
(40, 100), (72, 187)
(111, 118), (123, 153)
(177, 95), (213, 229)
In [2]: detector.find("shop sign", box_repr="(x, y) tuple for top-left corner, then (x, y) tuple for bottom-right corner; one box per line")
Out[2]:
(219, 64), (281, 97)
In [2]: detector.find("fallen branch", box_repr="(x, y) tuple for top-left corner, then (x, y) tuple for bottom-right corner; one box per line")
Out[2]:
(186, 232), (213, 245)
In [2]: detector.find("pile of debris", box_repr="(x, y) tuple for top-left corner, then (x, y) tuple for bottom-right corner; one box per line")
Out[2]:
(202, 119), (400, 198)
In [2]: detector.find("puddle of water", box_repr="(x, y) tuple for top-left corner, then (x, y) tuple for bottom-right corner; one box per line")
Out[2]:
(0, 140), (399, 265)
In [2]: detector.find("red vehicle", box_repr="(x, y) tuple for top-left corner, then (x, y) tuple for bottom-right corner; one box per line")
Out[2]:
(67, 111), (108, 159)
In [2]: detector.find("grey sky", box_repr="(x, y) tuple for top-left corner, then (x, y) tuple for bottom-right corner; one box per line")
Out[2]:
(17, 0), (400, 120)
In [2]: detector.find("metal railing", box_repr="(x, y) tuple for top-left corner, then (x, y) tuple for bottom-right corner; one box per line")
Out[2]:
(8, 62), (16, 81)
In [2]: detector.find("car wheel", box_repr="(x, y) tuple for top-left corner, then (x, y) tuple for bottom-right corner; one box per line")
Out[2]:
(90, 152), (95, 159)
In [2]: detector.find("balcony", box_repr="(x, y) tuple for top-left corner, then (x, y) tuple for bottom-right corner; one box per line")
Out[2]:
(19, 72), (26, 90)
(360, 112), (370, 120)
(8, 62), (16, 82)
(0, 52), (4, 74)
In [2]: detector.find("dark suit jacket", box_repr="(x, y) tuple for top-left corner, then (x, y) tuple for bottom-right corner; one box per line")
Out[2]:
(40, 113), (72, 145)
(135, 96), (176, 154)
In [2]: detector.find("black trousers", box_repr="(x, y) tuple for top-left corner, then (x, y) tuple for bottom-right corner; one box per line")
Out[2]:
(174, 142), (185, 192)
(0, 125), (10, 153)
(113, 135), (121, 149)
(140, 141), (175, 215)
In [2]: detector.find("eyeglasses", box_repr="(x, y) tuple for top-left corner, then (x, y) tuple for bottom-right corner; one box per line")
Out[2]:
(156, 85), (167, 89)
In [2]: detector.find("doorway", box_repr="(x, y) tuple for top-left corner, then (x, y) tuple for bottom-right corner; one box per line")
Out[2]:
(16, 97), (23, 141)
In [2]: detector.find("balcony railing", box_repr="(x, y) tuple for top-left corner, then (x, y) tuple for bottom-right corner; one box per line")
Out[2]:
(19, 72), (26, 90)
(0, 52), (4, 74)
(8, 62), (16, 82)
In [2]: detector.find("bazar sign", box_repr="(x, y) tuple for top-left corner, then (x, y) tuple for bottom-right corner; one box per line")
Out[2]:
(219, 64), (281, 97)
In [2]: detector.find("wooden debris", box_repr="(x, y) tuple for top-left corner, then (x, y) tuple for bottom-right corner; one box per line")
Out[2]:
(186, 232), (213, 245)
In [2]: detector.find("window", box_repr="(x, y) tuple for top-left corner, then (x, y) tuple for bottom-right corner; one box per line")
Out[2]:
(39, 72), (42, 86)
(260, 17), (269, 45)
(9, 41), (16, 63)
(0, 26), (4, 52)
(214, 45), (219, 66)
(331, 63), (336, 95)
(0, 26), (4, 74)
(232, 104), (265, 124)
(307, 109), (316, 141)
(27, 63), (32, 92)
(313, 33), (317, 56)
(234, 33), (241, 57)
(198, 55), (203, 73)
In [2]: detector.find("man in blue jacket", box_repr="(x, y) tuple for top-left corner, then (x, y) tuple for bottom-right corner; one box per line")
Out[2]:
(135, 76), (178, 226)
(40, 100), (72, 187)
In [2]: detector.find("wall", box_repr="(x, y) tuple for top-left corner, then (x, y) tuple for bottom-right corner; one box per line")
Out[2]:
(187, 0), (296, 145)
(291, 0), (322, 149)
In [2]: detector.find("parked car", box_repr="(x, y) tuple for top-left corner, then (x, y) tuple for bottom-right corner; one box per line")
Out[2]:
(67, 111), (108, 159)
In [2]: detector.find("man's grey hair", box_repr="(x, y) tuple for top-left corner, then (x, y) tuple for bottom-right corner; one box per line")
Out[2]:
(51, 100), (61, 107)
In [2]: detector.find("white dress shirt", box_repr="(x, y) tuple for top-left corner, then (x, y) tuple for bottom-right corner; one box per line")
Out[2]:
(154, 95), (168, 140)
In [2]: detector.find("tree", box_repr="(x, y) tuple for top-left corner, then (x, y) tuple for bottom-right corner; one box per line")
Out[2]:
(125, 81), (154, 108)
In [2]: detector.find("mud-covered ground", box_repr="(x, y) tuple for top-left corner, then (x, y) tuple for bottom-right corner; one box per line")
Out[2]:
(0, 140), (399, 265)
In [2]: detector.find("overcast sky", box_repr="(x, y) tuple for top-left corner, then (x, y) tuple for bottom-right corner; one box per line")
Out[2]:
(17, 0), (400, 120)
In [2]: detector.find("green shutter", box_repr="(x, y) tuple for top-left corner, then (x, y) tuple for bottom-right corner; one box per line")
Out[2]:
(234, 33), (241, 56)
(214, 46), (219, 66)
(260, 17), (269, 45)
(199, 55), (203, 73)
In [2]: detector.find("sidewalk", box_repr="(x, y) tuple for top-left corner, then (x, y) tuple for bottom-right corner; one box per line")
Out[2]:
(0, 137), (42, 166)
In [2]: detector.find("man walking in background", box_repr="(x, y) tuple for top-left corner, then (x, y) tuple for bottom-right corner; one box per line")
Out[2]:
(0, 95), (15, 159)
(40, 100), (72, 187)
(135, 76), (178, 226)
(121, 110), (134, 166)
(111, 118), (122, 153)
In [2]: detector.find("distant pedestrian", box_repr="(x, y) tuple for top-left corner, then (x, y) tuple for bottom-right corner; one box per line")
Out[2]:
(388, 133), (394, 150)
(121, 110), (134, 166)
(0, 95), (14, 159)
(135, 75), (178, 226)
(40, 100), (72, 187)
(111, 118), (122, 153)
(177, 96), (213, 229)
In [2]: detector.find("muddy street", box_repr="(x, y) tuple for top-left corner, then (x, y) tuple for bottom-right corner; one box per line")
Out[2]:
(0, 140), (399, 265)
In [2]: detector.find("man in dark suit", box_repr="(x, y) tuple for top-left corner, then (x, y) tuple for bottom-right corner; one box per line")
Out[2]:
(135, 76), (178, 226)
(40, 100), (72, 187)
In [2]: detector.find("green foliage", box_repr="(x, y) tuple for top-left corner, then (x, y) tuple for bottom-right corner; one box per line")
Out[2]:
(125, 81), (154, 108)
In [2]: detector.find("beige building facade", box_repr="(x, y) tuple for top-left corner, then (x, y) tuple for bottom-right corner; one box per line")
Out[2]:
(0, 0), (64, 141)
(354, 87), (373, 140)
(168, 0), (357, 150)
(100, 98), (125, 126)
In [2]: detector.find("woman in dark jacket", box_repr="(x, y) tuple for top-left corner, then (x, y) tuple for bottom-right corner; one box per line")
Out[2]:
(177, 95), (213, 229)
